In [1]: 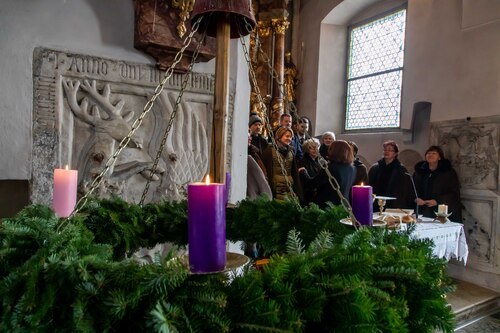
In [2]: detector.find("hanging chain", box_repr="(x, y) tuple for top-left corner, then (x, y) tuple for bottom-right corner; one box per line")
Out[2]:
(139, 27), (207, 206)
(239, 20), (299, 207)
(64, 16), (204, 222)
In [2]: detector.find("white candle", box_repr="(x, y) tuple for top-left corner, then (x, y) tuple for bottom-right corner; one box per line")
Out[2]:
(438, 204), (448, 215)
(53, 165), (78, 217)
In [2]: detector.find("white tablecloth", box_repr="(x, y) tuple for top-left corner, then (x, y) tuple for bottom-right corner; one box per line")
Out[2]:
(400, 216), (468, 264)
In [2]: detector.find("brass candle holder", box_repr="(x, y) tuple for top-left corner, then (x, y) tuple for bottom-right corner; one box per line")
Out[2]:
(433, 212), (452, 224)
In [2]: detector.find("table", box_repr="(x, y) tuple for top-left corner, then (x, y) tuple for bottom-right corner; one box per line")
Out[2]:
(379, 212), (469, 264)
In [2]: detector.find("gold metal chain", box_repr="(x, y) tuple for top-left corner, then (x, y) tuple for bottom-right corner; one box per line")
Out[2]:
(63, 16), (204, 224)
(139, 26), (207, 206)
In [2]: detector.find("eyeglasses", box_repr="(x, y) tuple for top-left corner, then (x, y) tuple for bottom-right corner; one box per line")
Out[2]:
(383, 149), (395, 152)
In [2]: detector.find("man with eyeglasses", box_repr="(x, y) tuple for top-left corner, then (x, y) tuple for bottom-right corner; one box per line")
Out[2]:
(368, 140), (413, 210)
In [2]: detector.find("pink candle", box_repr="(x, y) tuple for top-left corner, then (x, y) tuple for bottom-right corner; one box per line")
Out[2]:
(188, 175), (226, 273)
(53, 165), (78, 217)
(352, 184), (373, 226)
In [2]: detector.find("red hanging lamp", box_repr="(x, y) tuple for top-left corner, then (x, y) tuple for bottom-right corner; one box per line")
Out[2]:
(191, 0), (256, 38)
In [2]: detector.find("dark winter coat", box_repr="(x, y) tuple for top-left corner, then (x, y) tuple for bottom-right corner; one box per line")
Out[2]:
(353, 158), (369, 186)
(368, 158), (414, 210)
(319, 144), (329, 160)
(250, 134), (268, 156)
(298, 153), (322, 205)
(413, 159), (462, 222)
(300, 162), (356, 209)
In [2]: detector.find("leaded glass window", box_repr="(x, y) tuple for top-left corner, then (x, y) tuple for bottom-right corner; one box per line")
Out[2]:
(345, 8), (407, 130)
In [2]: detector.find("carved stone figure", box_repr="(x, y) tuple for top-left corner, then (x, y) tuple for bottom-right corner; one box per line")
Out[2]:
(62, 79), (165, 196)
(435, 124), (498, 190)
(154, 91), (209, 201)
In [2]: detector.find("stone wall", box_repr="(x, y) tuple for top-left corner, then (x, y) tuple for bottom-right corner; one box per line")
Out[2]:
(32, 47), (228, 205)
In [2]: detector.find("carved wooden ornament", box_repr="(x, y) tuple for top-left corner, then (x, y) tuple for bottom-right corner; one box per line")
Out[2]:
(133, 0), (216, 71)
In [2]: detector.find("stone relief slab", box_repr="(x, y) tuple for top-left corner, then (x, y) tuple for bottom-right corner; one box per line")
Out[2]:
(32, 47), (229, 205)
(431, 116), (500, 274)
(430, 117), (499, 191)
(461, 191), (498, 272)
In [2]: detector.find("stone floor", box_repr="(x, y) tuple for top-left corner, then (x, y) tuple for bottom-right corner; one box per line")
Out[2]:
(455, 312), (500, 332)
(446, 280), (500, 332)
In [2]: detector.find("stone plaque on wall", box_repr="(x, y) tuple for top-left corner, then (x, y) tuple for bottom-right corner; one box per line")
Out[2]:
(32, 47), (225, 206)
(431, 116), (500, 274)
(431, 117), (499, 191)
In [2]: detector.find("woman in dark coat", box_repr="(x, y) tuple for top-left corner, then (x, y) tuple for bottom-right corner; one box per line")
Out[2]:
(368, 140), (413, 210)
(413, 145), (462, 222)
(299, 140), (356, 209)
(298, 139), (322, 205)
(348, 141), (368, 186)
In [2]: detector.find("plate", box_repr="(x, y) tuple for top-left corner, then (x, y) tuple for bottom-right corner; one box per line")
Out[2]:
(340, 217), (386, 227)
(173, 252), (250, 275)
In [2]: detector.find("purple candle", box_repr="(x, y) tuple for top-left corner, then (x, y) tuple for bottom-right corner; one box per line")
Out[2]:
(188, 175), (226, 273)
(352, 184), (373, 226)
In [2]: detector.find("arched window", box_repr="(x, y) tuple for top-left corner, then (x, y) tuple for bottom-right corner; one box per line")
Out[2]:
(345, 6), (407, 131)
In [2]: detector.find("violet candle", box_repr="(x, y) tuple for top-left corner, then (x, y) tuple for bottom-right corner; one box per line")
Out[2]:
(53, 165), (78, 217)
(351, 184), (373, 226)
(188, 175), (226, 273)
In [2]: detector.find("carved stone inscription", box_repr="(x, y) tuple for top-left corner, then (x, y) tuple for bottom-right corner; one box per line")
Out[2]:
(32, 48), (217, 205)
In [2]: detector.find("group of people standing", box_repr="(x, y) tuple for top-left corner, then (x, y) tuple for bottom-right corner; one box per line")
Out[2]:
(247, 113), (463, 223)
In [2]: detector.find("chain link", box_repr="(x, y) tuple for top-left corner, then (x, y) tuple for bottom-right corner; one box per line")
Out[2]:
(139, 28), (207, 205)
(238, 23), (300, 207)
(62, 16), (204, 225)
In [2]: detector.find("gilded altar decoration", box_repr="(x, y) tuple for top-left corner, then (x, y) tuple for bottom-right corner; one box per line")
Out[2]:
(271, 18), (289, 35)
(257, 20), (272, 37)
(172, 0), (196, 38)
(284, 52), (298, 103)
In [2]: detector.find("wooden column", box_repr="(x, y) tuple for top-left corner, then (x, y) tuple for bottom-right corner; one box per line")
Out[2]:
(270, 18), (289, 128)
(210, 15), (230, 184)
